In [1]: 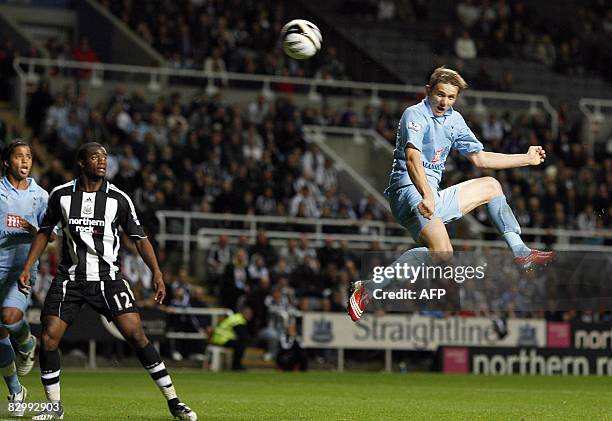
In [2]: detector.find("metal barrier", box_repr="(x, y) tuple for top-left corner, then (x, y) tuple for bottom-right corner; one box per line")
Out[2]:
(156, 211), (612, 267)
(164, 306), (233, 341)
(156, 210), (394, 267)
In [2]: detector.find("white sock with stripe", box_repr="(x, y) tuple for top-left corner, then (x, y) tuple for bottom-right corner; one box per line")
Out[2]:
(136, 343), (178, 403)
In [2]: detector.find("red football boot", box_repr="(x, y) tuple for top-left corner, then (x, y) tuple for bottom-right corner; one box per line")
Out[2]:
(513, 249), (556, 269)
(347, 281), (370, 322)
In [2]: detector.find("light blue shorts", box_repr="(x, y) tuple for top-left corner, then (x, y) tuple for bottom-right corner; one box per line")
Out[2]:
(388, 183), (463, 241)
(0, 270), (35, 314)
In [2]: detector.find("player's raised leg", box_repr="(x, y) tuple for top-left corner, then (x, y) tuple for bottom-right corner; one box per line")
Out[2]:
(348, 218), (451, 322)
(0, 327), (27, 417)
(456, 176), (555, 267)
(32, 315), (68, 420)
(114, 312), (197, 421)
(2, 278), (37, 376)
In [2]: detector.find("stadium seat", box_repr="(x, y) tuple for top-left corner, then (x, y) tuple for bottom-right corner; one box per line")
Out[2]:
(205, 345), (232, 372)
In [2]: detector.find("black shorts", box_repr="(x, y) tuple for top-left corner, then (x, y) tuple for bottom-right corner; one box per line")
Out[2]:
(42, 277), (139, 324)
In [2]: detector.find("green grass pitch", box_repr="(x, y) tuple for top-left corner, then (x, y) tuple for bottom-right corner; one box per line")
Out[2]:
(10, 370), (612, 420)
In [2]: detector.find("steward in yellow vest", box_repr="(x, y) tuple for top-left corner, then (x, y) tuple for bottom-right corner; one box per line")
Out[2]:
(209, 306), (253, 370)
(210, 313), (247, 345)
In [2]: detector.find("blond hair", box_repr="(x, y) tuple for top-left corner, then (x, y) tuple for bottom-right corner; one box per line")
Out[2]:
(428, 66), (468, 92)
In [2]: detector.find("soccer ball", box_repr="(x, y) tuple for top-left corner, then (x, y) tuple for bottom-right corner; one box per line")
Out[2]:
(280, 19), (322, 60)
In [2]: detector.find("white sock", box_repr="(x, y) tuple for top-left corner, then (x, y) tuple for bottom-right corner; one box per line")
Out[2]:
(44, 382), (61, 402)
(147, 362), (178, 401)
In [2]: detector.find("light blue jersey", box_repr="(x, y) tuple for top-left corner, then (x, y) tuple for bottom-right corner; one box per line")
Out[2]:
(0, 176), (48, 279)
(385, 98), (483, 196)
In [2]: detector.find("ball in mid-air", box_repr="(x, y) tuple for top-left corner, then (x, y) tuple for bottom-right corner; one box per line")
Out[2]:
(281, 19), (322, 60)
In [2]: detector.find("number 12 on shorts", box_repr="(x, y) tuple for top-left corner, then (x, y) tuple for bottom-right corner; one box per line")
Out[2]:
(113, 292), (133, 311)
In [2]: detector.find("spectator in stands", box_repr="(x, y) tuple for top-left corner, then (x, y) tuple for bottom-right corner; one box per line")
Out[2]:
(433, 24), (456, 57)
(259, 285), (296, 361)
(204, 47), (228, 86)
(172, 268), (191, 295)
(71, 37), (99, 79)
(276, 322), (308, 371)
(291, 254), (323, 298)
(58, 109), (83, 161)
(32, 262), (53, 308)
(246, 94), (269, 125)
(296, 235), (317, 263)
(242, 126), (264, 161)
(279, 239), (301, 273)
(302, 144), (325, 179)
(207, 234), (232, 294)
(188, 286), (211, 330)
(220, 248), (249, 311)
(44, 94), (69, 137)
(377, 0), (396, 20)
(481, 113), (505, 144)
(318, 47), (346, 81)
(27, 80), (54, 136)
(357, 194), (386, 220)
(456, 0), (481, 28)
(122, 238), (153, 291)
(249, 230), (277, 267)
(455, 31), (477, 60)
(534, 35), (556, 67)
(317, 238), (339, 270)
(289, 186), (320, 218)
(167, 286), (192, 361)
(247, 254), (270, 285)
(246, 274), (272, 336)
(255, 187), (277, 216)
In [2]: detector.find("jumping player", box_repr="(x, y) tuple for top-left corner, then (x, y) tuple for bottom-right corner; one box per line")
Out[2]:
(19, 142), (197, 420)
(348, 67), (554, 321)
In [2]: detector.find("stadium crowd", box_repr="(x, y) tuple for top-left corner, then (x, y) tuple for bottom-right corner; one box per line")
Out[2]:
(448, 0), (612, 81)
(98, 0), (347, 81)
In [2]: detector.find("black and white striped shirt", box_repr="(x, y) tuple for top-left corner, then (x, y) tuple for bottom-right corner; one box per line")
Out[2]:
(40, 179), (147, 282)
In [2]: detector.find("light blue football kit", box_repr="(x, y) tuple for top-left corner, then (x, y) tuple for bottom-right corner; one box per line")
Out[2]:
(0, 176), (49, 313)
(385, 98), (483, 239)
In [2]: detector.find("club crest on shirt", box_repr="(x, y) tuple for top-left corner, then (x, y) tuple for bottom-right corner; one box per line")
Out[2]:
(431, 147), (445, 163)
(408, 121), (422, 132)
(81, 194), (95, 216)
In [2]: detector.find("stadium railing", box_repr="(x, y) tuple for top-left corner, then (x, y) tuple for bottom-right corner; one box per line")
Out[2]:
(12, 56), (559, 136)
(164, 306), (233, 341)
(156, 211), (612, 267)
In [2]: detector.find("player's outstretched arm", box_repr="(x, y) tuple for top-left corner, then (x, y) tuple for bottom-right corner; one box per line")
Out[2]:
(134, 238), (166, 304)
(467, 146), (547, 170)
(406, 145), (435, 219)
(18, 229), (52, 294)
